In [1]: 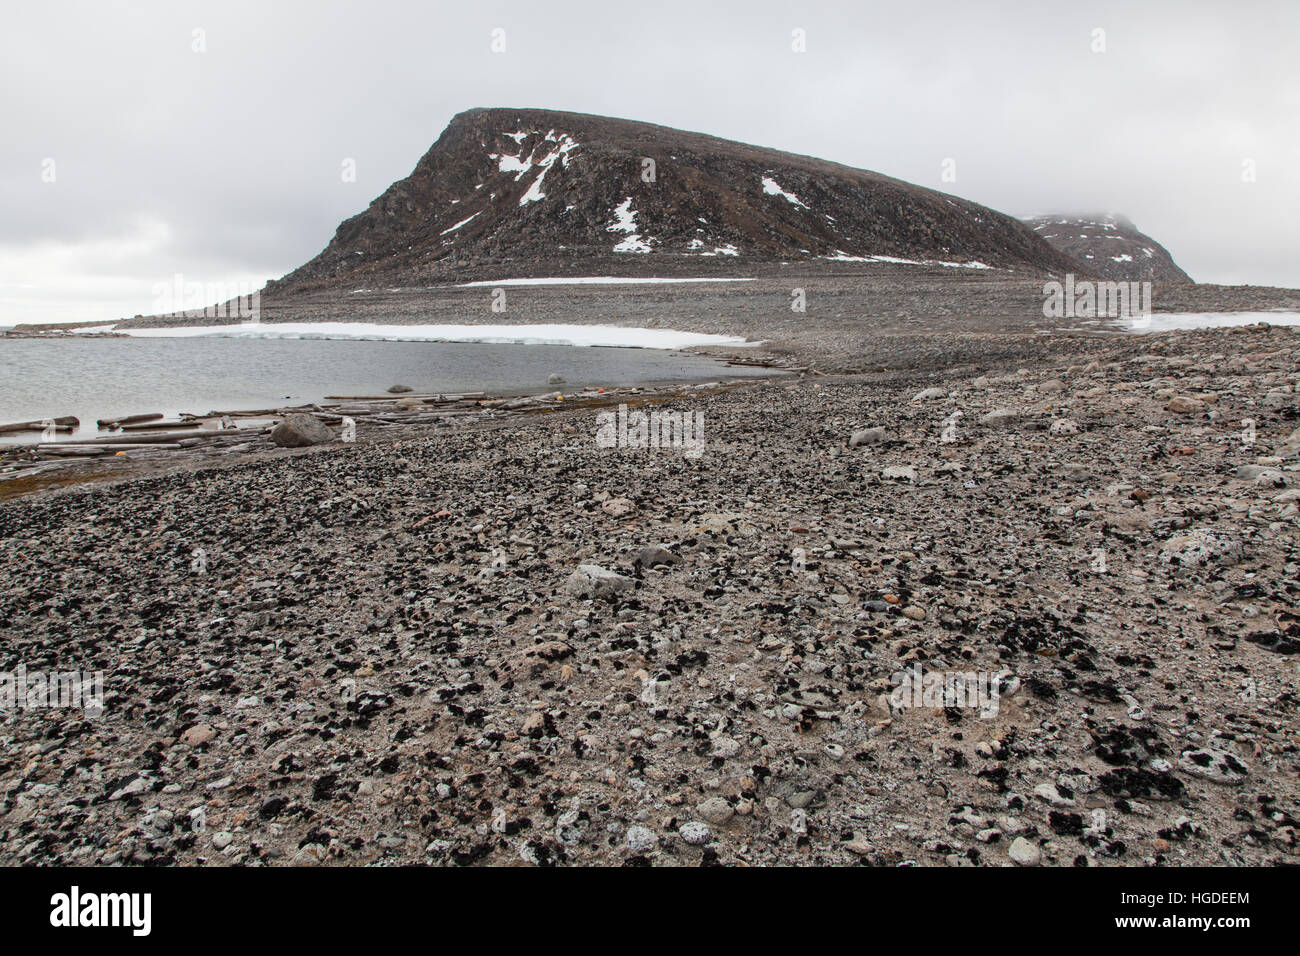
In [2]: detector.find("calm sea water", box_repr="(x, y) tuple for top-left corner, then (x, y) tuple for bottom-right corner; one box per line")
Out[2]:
(0, 337), (773, 443)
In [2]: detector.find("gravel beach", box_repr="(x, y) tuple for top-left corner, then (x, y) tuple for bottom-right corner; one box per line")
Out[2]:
(2, 292), (1298, 866)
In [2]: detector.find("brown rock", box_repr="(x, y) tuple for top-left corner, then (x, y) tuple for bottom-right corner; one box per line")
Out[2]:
(1165, 396), (1205, 414)
(602, 497), (636, 518)
(180, 724), (215, 747)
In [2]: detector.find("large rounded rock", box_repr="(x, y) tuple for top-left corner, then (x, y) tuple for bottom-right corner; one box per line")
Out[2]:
(566, 564), (632, 602)
(695, 796), (734, 825)
(270, 414), (335, 448)
(635, 544), (681, 570)
(979, 407), (1022, 427)
(849, 427), (888, 447)
(1008, 836), (1041, 866)
(1178, 747), (1249, 785)
(1159, 529), (1242, 569)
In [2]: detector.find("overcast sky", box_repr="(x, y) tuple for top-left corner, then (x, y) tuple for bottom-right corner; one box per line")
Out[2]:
(3, 0), (1296, 324)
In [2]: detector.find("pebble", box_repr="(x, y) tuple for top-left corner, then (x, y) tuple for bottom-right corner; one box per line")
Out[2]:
(844, 832), (873, 855)
(1033, 783), (1075, 807)
(601, 497), (636, 518)
(679, 822), (712, 846)
(1008, 837), (1041, 866)
(696, 797), (735, 825)
(625, 826), (658, 853)
(710, 736), (741, 758)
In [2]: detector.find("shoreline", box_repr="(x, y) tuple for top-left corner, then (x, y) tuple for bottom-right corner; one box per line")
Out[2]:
(0, 372), (793, 502)
(0, 334), (790, 452)
(3, 315), (1297, 502)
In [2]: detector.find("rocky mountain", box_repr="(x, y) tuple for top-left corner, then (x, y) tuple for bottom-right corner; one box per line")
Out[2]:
(1025, 214), (1192, 283)
(268, 108), (1079, 292)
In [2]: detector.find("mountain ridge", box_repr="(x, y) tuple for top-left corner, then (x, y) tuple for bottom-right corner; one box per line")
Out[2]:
(267, 107), (1082, 293)
(1025, 213), (1192, 283)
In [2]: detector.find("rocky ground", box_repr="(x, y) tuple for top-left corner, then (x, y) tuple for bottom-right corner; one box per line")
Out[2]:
(1, 320), (1298, 867)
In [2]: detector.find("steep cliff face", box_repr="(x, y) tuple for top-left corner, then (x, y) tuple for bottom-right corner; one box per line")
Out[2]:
(1026, 214), (1193, 283)
(268, 107), (1079, 292)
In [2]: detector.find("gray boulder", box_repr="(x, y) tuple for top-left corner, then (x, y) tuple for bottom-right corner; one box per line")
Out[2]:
(979, 407), (1022, 427)
(635, 545), (681, 570)
(270, 414), (335, 448)
(566, 564), (632, 602)
(849, 427), (888, 447)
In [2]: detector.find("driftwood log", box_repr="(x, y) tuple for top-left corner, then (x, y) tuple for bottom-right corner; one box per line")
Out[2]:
(0, 416), (78, 435)
(97, 412), (163, 428)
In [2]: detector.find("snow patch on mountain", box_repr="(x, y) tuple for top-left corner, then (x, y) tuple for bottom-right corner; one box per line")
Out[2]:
(761, 175), (808, 209)
(824, 251), (991, 269)
(606, 197), (653, 253)
(489, 130), (579, 206)
(441, 212), (481, 235)
(517, 131), (579, 206)
(457, 276), (755, 287)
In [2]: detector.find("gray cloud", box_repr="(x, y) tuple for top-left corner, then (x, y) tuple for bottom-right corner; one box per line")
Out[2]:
(2, 0), (1296, 323)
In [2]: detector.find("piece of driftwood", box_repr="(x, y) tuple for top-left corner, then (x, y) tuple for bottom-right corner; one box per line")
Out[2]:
(62, 430), (225, 446)
(324, 392), (484, 402)
(39, 442), (184, 451)
(97, 412), (163, 428)
(36, 445), (113, 457)
(205, 406), (308, 417)
(119, 420), (202, 432)
(0, 416), (78, 435)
